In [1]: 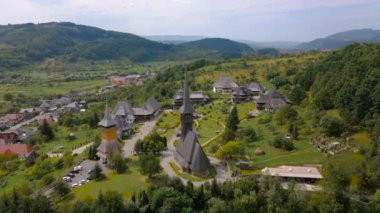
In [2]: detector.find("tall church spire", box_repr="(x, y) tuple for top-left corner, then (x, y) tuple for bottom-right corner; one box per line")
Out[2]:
(98, 101), (117, 127)
(179, 69), (194, 115)
(179, 68), (194, 138)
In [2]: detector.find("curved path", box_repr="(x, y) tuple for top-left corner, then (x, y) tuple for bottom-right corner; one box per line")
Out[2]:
(122, 114), (161, 157)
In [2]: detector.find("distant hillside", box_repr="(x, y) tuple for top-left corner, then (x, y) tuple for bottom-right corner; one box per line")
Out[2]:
(297, 29), (380, 50)
(0, 23), (253, 69)
(242, 40), (302, 50)
(179, 38), (254, 58)
(144, 35), (206, 44)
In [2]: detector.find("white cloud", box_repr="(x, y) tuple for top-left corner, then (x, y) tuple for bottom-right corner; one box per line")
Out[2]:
(0, 0), (379, 41)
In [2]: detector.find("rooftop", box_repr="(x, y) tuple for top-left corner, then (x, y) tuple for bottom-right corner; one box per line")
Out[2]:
(262, 166), (323, 179)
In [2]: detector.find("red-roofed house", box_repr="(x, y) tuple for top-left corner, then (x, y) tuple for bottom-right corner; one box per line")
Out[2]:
(36, 113), (55, 125)
(0, 144), (36, 163)
(5, 113), (22, 123)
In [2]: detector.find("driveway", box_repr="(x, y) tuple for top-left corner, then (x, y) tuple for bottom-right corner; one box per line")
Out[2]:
(122, 114), (161, 158)
(68, 159), (109, 188)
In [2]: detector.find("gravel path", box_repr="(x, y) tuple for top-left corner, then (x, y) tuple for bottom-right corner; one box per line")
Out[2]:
(122, 115), (161, 158)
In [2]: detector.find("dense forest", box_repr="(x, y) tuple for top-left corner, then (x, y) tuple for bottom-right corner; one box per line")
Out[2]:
(0, 22), (254, 68)
(296, 43), (380, 133)
(0, 175), (379, 213)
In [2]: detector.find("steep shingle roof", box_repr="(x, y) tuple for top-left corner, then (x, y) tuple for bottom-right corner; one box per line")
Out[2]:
(256, 88), (290, 109)
(179, 72), (194, 114)
(143, 96), (161, 113)
(213, 76), (238, 88)
(190, 142), (211, 171)
(176, 130), (211, 171)
(98, 103), (117, 127)
(247, 82), (264, 93)
(112, 101), (135, 117)
(114, 116), (131, 131)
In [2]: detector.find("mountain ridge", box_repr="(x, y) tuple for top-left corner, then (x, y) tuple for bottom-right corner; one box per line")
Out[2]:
(0, 22), (253, 68)
(297, 29), (380, 50)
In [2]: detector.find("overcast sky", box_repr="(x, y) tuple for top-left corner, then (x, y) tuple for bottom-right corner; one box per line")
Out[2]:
(1, 0), (380, 41)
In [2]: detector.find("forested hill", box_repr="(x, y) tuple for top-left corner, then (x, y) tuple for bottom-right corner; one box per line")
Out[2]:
(296, 43), (380, 130)
(0, 22), (253, 68)
(179, 38), (254, 58)
(297, 29), (380, 50)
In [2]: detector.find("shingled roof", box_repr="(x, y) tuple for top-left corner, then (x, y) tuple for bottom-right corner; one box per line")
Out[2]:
(112, 101), (135, 118)
(179, 72), (194, 114)
(143, 96), (161, 114)
(98, 103), (118, 127)
(176, 130), (211, 171)
(213, 76), (238, 89)
(256, 89), (291, 109)
(247, 82), (264, 93)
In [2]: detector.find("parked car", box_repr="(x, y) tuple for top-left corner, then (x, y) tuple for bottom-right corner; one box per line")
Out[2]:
(71, 183), (78, 188)
(67, 173), (75, 178)
(79, 179), (87, 184)
(62, 176), (71, 182)
(73, 165), (83, 171)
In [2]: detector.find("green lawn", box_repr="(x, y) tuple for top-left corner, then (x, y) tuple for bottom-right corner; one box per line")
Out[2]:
(72, 159), (147, 199)
(0, 79), (107, 98)
(33, 124), (99, 155)
(349, 132), (371, 149)
(156, 112), (180, 140)
(197, 118), (224, 145)
(236, 101), (255, 121)
(238, 112), (327, 169)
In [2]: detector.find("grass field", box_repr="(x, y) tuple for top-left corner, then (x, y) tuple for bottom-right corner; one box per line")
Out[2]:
(238, 112), (327, 169)
(197, 118), (224, 145)
(0, 79), (107, 98)
(72, 158), (147, 199)
(33, 124), (99, 155)
(156, 112), (180, 140)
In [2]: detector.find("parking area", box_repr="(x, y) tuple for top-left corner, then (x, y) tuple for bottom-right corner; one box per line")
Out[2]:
(63, 159), (110, 189)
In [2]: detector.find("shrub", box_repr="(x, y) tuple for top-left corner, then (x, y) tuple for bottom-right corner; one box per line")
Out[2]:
(319, 115), (344, 137)
(271, 137), (295, 151)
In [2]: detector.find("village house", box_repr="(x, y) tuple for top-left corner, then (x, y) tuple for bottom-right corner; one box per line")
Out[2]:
(110, 74), (144, 87)
(132, 96), (162, 122)
(64, 102), (80, 113)
(231, 86), (253, 103)
(212, 76), (238, 93)
(256, 88), (291, 112)
(110, 96), (161, 138)
(36, 113), (55, 125)
(261, 166), (323, 183)
(5, 113), (23, 124)
(79, 100), (87, 109)
(112, 101), (135, 139)
(247, 82), (265, 97)
(173, 90), (210, 108)
(0, 144), (37, 164)
(20, 108), (39, 116)
(0, 117), (11, 129)
(0, 128), (34, 144)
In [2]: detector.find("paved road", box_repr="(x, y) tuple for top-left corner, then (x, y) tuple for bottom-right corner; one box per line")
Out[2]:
(122, 114), (161, 158)
(160, 126), (233, 186)
(9, 116), (37, 130)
